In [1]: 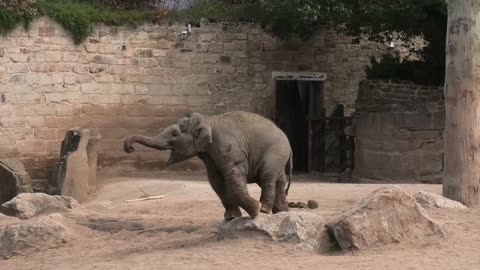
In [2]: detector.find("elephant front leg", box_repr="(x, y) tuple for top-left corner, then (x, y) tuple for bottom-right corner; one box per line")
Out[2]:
(225, 169), (261, 219)
(207, 170), (242, 220)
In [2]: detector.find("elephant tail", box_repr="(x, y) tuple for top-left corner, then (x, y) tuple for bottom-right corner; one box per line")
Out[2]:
(285, 150), (293, 196)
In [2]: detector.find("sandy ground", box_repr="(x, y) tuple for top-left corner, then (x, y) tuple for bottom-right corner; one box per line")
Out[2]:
(2, 173), (480, 270)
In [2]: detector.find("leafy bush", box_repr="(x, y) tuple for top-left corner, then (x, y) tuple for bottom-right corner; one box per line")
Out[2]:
(366, 52), (444, 86)
(36, 0), (155, 44)
(165, 0), (263, 24)
(0, 0), (37, 34)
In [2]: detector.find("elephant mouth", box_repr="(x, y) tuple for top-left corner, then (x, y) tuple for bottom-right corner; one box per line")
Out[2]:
(166, 150), (190, 166)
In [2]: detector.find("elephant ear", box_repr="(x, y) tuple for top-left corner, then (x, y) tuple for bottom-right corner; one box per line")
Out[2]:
(194, 124), (212, 152)
(189, 112), (212, 152)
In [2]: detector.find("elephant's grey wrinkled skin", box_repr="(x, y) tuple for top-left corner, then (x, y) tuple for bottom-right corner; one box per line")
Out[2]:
(124, 111), (293, 220)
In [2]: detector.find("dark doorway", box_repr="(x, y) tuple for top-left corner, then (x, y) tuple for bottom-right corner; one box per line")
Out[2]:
(275, 79), (324, 173)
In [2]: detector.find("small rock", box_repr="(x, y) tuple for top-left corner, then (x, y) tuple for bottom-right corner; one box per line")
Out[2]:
(327, 185), (446, 251)
(414, 191), (467, 209)
(217, 212), (330, 251)
(0, 214), (67, 259)
(2, 193), (79, 219)
(307, 200), (319, 209)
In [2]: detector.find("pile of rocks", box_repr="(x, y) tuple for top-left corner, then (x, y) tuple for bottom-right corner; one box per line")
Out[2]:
(218, 186), (463, 253)
(0, 193), (79, 259)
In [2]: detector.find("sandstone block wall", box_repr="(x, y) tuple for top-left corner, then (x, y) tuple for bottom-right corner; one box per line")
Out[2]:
(0, 17), (390, 178)
(353, 80), (445, 182)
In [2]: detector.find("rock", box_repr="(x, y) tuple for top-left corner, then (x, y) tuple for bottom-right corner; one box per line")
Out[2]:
(0, 214), (66, 259)
(2, 193), (79, 219)
(327, 185), (446, 251)
(288, 201), (297, 208)
(86, 130), (100, 192)
(217, 212), (331, 251)
(307, 200), (319, 209)
(414, 191), (467, 209)
(0, 159), (33, 205)
(50, 127), (101, 202)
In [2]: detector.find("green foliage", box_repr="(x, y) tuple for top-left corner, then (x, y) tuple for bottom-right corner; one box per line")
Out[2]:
(36, 0), (155, 44)
(0, 0), (37, 35)
(258, 0), (446, 85)
(165, 0), (264, 24)
(365, 52), (444, 86)
(0, 6), (25, 35)
(259, 0), (350, 41)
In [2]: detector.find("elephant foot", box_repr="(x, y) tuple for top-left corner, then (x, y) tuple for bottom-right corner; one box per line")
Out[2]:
(272, 201), (289, 214)
(272, 206), (289, 214)
(260, 203), (272, 214)
(224, 208), (242, 221)
(245, 201), (261, 219)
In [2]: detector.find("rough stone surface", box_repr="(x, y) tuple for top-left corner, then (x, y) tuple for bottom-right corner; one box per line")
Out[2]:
(353, 80), (445, 182)
(1, 193), (79, 219)
(0, 159), (33, 205)
(217, 212), (329, 251)
(414, 191), (467, 209)
(59, 128), (91, 203)
(0, 17), (411, 179)
(0, 214), (66, 259)
(327, 185), (446, 251)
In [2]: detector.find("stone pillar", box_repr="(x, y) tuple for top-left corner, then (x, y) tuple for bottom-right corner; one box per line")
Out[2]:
(50, 127), (101, 203)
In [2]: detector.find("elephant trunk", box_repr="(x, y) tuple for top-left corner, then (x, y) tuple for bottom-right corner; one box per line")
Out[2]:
(124, 135), (167, 153)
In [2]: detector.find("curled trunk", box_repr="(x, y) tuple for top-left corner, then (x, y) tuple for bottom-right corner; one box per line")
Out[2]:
(124, 135), (167, 153)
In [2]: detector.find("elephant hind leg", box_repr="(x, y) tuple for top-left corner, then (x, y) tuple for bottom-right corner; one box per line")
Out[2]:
(259, 176), (276, 214)
(273, 172), (289, 214)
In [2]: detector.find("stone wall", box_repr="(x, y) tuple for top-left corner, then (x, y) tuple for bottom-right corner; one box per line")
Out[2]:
(353, 80), (445, 183)
(0, 17), (391, 179)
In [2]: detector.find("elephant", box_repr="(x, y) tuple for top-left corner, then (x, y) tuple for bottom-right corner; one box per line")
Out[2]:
(123, 111), (293, 220)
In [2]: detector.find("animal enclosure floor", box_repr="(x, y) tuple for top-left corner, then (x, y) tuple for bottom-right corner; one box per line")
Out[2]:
(2, 173), (479, 270)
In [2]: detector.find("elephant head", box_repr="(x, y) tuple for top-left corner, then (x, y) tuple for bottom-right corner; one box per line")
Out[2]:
(124, 112), (213, 166)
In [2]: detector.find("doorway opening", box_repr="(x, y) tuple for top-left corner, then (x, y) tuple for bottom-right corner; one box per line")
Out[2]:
(273, 72), (327, 173)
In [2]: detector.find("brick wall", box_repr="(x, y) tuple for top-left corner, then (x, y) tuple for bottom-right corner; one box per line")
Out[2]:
(0, 17), (391, 178)
(353, 80), (445, 183)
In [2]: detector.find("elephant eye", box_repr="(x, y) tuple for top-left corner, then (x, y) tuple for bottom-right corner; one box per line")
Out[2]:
(171, 130), (179, 137)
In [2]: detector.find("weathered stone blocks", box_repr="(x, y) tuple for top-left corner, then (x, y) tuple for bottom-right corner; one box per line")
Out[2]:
(353, 80), (444, 182)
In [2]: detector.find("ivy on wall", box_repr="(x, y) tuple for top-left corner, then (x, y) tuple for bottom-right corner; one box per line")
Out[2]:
(0, 0), (263, 45)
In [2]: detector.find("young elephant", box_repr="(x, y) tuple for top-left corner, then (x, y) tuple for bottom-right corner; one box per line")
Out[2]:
(124, 111), (293, 220)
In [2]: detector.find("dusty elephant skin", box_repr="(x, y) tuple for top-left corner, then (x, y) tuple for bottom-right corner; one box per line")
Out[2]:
(124, 111), (294, 220)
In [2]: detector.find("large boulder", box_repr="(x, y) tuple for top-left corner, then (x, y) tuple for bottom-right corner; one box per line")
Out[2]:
(0, 159), (33, 205)
(414, 191), (467, 209)
(327, 185), (446, 251)
(1, 193), (79, 219)
(217, 212), (330, 251)
(0, 214), (66, 259)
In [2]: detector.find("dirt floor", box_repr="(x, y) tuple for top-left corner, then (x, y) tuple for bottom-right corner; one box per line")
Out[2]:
(2, 172), (480, 270)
